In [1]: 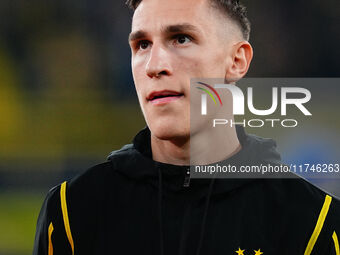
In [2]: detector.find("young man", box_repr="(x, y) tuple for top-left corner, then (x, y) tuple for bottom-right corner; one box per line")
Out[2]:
(33, 0), (340, 254)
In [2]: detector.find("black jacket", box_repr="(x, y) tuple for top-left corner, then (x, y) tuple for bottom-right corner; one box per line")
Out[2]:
(33, 126), (340, 255)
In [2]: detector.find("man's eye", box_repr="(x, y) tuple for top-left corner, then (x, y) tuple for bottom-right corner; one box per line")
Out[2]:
(175, 35), (191, 45)
(138, 40), (150, 50)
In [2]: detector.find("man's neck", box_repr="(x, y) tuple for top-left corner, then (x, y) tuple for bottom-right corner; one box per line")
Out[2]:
(151, 134), (190, 165)
(150, 125), (241, 166)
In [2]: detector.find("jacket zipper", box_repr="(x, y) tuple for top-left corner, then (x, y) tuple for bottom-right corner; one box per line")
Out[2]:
(183, 168), (191, 187)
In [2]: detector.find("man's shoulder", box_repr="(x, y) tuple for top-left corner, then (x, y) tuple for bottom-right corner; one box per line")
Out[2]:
(42, 161), (113, 205)
(67, 161), (113, 191)
(277, 177), (340, 251)
(258, 176), (340, 245)
(262, 176), (340, 218)
(68, 143), (138, 190)
(44, 143), (139, 202)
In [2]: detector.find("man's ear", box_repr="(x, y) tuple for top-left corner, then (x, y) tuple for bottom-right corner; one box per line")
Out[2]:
(225, 41), (253, 82)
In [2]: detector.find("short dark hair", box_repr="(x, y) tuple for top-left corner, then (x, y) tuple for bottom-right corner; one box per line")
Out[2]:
(125, 0), (251, 41)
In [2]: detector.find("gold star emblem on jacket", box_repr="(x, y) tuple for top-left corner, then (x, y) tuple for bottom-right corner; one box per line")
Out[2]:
(235, 247), (245, 255)
(234, 248), (264, 255)
(254, 249), (263, 255)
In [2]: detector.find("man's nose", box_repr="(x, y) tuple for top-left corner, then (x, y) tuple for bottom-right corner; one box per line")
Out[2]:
(145, 44), (172, 78)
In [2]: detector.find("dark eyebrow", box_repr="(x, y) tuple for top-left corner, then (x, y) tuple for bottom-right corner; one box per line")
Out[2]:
(129, 30), (147, 42)
(128, 23), (200, 42)
(164, 23), (200, 34)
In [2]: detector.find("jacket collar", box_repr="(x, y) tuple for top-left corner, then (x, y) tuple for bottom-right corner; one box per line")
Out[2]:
(130, 125), (259, 193)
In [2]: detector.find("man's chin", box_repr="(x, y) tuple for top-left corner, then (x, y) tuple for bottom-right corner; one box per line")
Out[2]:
(149, 125), (190, 142)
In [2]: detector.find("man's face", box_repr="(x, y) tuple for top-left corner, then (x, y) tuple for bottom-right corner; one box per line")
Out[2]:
(129, 0), (242, 141)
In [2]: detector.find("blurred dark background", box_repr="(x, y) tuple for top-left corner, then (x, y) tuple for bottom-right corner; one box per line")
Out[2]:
(0, 0), (339, 254)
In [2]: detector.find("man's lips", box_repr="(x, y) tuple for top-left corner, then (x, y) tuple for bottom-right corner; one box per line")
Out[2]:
(147, 90), (184, 105)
